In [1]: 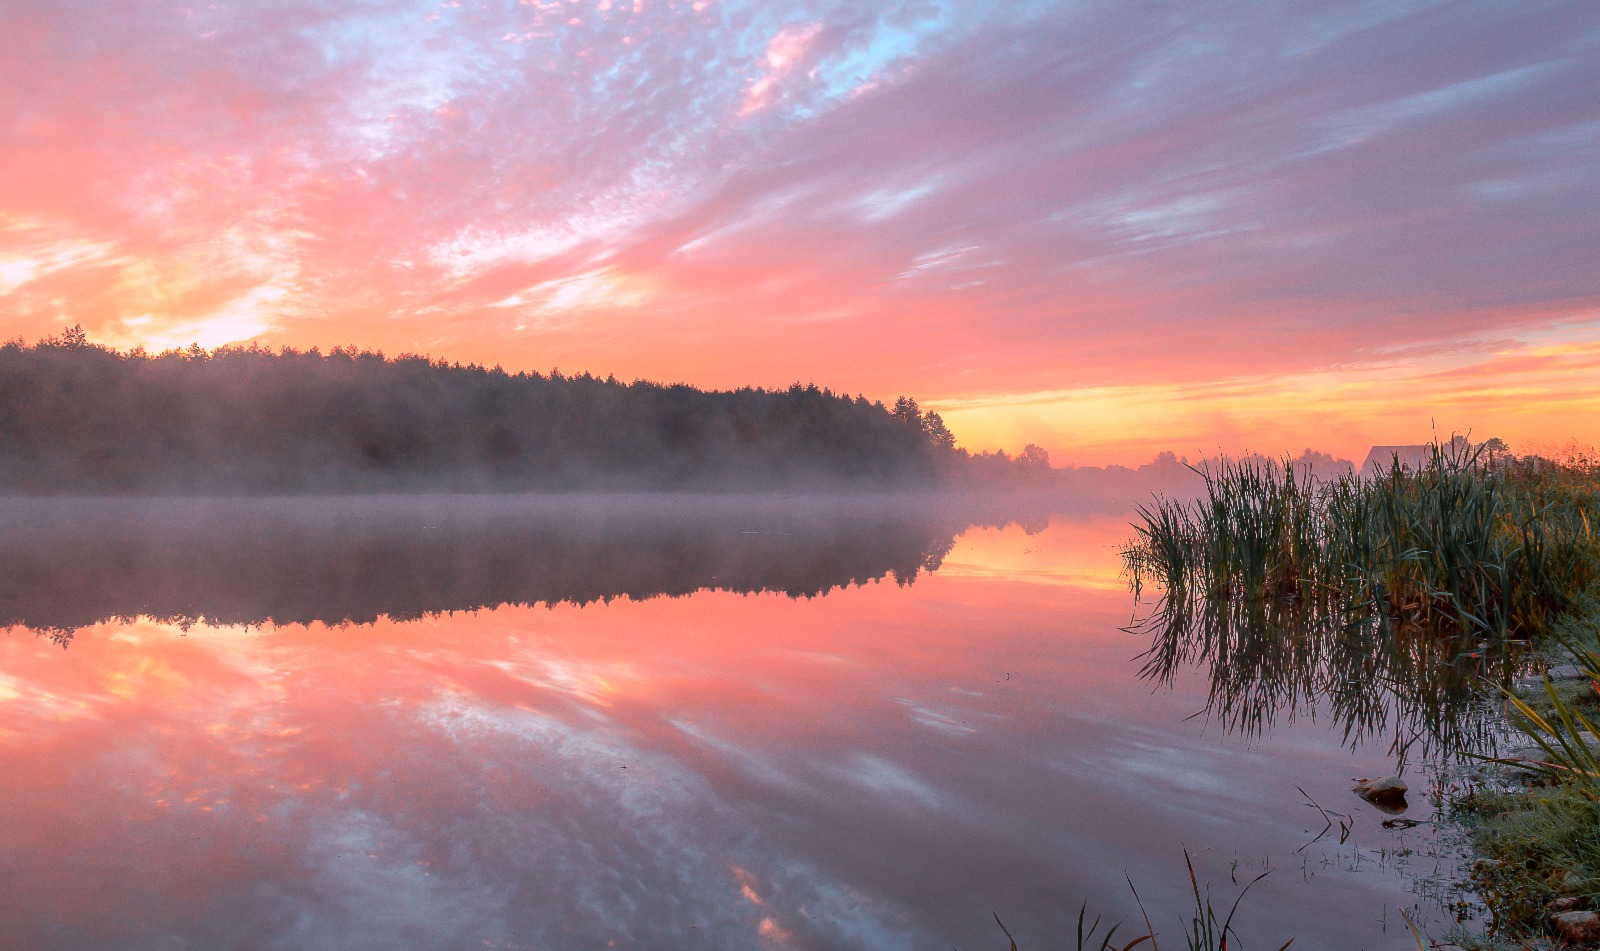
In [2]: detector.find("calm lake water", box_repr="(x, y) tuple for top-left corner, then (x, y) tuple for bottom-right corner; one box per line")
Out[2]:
(0, 496), (1480, 950)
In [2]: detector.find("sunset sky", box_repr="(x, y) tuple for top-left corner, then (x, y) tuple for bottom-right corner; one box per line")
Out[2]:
(2, 0), (1596, 464)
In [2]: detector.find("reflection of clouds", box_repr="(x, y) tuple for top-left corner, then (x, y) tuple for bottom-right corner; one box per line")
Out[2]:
(892, 696), (980, 736)
(0, 511), (1475, 950)
(482, 655), (640, 707)
(288, 689), (927, 950)
(827, 753), (946, 812)
(671, 716), (810, 796)
(285, 810), (494, 951)
(0, 610), (934, 948)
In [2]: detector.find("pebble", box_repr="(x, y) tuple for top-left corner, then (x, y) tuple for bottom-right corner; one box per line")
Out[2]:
(1554, 910), (1600, 944)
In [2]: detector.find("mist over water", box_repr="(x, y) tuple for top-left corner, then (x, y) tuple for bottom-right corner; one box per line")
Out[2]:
(0, 493), (1477, 950)
(0, 494), (1040, 638)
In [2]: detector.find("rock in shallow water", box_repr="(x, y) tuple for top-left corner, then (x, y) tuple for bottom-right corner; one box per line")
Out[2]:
(1351, 776), (1408, 811)
(1548, 664), (1588, 681)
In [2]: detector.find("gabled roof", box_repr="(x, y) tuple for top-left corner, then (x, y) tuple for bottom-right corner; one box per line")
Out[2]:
(1361, 445), (1432, 473)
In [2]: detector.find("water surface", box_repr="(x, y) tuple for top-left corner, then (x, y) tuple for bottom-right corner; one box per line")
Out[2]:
(0, 496), (1472, 950)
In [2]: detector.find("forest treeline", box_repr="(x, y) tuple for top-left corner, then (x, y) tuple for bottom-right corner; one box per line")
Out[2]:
(0, 328), (1052, 493)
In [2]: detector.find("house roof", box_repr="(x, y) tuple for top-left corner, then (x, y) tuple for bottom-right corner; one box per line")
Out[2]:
(1361, 445), (1432, 472)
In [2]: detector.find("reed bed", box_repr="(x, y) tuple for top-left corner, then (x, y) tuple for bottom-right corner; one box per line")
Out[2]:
(1125, 445), (1600, 764)
(1124, 445), (1600, 945)
(1124, 444), (1600, 644)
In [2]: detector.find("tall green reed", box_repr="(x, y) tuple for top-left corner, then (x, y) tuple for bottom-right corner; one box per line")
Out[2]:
(1126, 443), (1599, 646)
(1498, 631), (1600, 797)
(1125, 443), (1599, 762)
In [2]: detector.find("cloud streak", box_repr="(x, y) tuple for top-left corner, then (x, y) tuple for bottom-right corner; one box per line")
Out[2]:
(1, 0), (1596, 459)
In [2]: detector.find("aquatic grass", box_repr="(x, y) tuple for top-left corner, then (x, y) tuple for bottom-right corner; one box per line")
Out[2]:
(1164, 850), (1292, 951)
(1456, 628), (1600, 940)
(1124, 444), (1600, 760)
(1503, 675), (1600, 796)
(990, 853), (1290, 951)
(1400, 909), (1430, 950)
(1128, 458), (1328, 606)
(1467, 610), (1600, 795)
(992, 905), (1150, 951)
(1133, 539), (1519, 765)
(1125, 443), (1600, 646)
(1125, 447), (1600, 947)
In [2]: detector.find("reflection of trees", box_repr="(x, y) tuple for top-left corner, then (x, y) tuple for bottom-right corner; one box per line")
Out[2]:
(0, 496), (1051, 645)
(1133, 592), (1518, 766)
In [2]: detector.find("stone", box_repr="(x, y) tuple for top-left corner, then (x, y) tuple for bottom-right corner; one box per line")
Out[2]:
(1553, 910), (1600, 944)
(1548, 664), (1588, 681)
(1552, 896), (1585, 912)
(1351, 776), (1408, 811)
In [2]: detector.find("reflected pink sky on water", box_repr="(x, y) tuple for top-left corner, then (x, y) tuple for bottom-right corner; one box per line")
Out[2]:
(0, 510), (1466, 950)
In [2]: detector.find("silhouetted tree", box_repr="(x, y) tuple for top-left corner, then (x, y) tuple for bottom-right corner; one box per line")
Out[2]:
(891, 396), (922, 430)
(1018, 444), (1051, 469)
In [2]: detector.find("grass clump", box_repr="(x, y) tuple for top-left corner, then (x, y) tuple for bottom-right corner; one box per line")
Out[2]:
(1456, 781), (1600, 937)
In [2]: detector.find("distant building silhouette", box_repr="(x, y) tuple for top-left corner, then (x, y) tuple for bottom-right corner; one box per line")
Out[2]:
(1361, 445), (1432, 473)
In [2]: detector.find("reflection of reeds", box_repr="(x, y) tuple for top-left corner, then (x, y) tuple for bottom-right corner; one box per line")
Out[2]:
(1133, 591), (1507, 763)
(1123, 444), (1600, 762)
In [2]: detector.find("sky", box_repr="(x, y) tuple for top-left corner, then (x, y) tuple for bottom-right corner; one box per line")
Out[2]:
(1, 0), (1597, 464)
